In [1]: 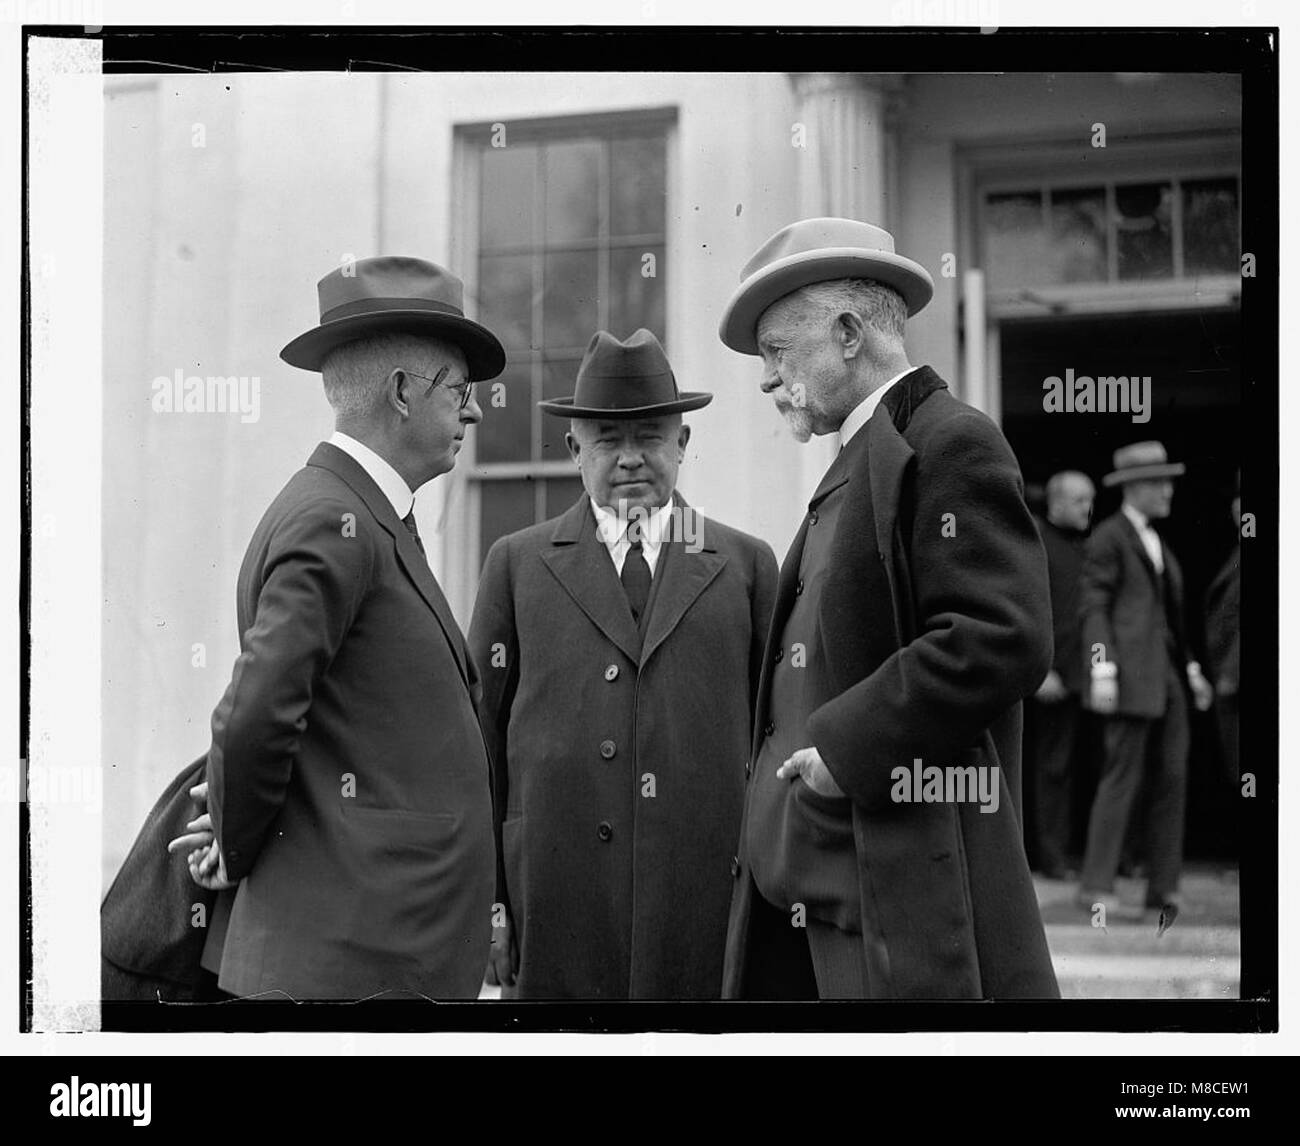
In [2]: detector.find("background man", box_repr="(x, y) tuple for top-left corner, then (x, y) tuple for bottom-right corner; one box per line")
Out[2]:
(180, 256), (506, 999)
(1029, 470), (1096, 881)
(470, 329), (777, 999)
(717, 217), (1058, 999)
(1077, 441), (1213, 922)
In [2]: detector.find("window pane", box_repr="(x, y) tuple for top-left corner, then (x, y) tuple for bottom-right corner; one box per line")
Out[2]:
(611, 135), (666, 237)
(544, 476), (586, 520)
(544, 139), (602, 244)
(1183, 177), (1239, 276)
(480, 480), (536, 566)
(541, 358), (581, 463)
(475, 362), (533, 465)
(480, 143), (537, 251)
(1049, 186), (1107, 283)
(543, 248), (599, 350)
(1116, 181), (1173, 280)
(983, 191), (1050, 288)
(478, 254), (534, 351)
(609, 244), (666, 340)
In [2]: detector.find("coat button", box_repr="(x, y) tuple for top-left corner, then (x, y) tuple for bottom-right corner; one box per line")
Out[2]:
(597, 821), (613, 842)
(599, 739), (617, 759)
(774, 647), (784, 663)
(809, 510), (819, 526)
(745, 760), (753, 779)
(764, 722), (775, 738)
(604, 663), (619, 682)
(795, 579), (804, 595)
(730, 855), (740, 878)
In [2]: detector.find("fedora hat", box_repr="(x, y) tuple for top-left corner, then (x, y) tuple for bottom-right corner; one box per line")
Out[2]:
(719, 217), (935, 355)
(1103, 441), (1186, 487)
(280, 255), (506, 380)
(539, 329), (712, 419)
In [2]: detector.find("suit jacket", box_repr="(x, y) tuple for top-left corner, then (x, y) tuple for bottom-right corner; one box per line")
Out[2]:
(101, 754), (216, 1001)
(1078, 509), (1190, 718)
(207, 441), (495, 1000)
(723, 367), (1059, 999)
(1035, 517), (1088, 693)
(468, 493), (777, 998)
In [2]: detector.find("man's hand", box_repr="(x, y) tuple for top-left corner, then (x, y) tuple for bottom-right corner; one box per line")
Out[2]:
(776, 746), (845, 798)
(1035, 669), (1068, 703)
(485, 913), (518, 989)
(1090, 676), (1119, 714)
(166, 782), (215, 856)
(186, 839), (237, 892)
(1188, 663), (1214, 712)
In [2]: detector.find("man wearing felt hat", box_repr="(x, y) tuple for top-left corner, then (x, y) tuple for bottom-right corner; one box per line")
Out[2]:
(468, 328), (778, 998)
(717, 217), (1059, 999)
(161, 256), (507, 1000)
(1076, 441), (1213, 923)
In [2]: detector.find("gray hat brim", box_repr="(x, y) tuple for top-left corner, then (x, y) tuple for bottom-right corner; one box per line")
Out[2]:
(280, 309), (506, 380)
(719, 248), (934, 355)
(539, 392), (713, 419)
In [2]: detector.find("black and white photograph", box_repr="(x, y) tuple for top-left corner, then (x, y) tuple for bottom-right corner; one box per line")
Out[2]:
(7, 5), (1293, 1097)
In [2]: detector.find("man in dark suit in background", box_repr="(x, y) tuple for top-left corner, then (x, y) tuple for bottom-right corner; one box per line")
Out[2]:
(1077, 441), (1213, 922)
(1030, 470), (1095, 881)
(717, 218), (1058, 999)
(180, 256), (507, 1000)
(470, 329), (777, 998)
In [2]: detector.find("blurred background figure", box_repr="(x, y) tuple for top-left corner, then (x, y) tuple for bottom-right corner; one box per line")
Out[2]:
(1204, 472), (1241, 786)
(1077, 442), (1213, 921)
(1030, 470), (1095, 881)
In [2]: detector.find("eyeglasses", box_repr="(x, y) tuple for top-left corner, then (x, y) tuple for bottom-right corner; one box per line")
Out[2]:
(400, 365), (476, 410)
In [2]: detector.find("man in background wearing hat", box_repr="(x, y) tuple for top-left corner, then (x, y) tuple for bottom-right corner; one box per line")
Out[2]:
(1077, 442), (1213, 922)
(173, 256), (507, 1000)
(717, 218), (1058, 999)
(469, 329), (777, 998)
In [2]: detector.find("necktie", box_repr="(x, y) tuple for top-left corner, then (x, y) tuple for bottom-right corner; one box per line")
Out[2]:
(402, 509), (426, 558)
(621, 537), (651, 624)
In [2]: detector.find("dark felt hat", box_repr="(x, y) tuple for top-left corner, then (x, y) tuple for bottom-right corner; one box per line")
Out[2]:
(539, 329), (712, 419)
(280, 255), (506, 380)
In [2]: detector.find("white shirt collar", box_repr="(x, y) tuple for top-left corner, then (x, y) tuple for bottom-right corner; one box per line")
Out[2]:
(591, 497), (674, 576)
(328, 431), (415, 519)
(839, 367), (917, 446)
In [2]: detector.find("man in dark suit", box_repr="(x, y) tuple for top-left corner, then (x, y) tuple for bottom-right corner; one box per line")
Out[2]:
(469, 329), (778, 999)
(177, 256), (507, 1000)
(717, 217), (1058, 999)
(1076, 441), (1213, 921)
(1029, 470), (1095, 880)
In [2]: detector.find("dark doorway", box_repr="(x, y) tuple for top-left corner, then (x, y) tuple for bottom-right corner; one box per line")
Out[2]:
(1000, 308), (1241, 861)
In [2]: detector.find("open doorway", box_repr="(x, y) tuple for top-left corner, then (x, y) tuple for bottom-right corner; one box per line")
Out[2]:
(999, 308), (1241, 860)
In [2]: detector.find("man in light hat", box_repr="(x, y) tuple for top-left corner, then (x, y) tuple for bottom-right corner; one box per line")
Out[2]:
(1077, 441), (1213, 923)
(717, 218), (1058, 999)
(469, 328), (778, 998)
(170, 256), (507, 1000)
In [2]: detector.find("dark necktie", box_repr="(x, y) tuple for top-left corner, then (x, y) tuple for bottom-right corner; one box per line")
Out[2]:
(402, 509), (426, 558)
(621, 537), (651, 624)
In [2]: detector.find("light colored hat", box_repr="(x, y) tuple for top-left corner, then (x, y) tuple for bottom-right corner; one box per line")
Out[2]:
(1103, 441), (1186, 487)
(718, 217), (934, 355)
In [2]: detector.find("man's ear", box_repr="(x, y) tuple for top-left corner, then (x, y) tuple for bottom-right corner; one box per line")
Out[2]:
(677, 422), (692, 458)
(386, 368), (412, 418)
(835, 310), (867, 361)
(565, 430), (582, 465)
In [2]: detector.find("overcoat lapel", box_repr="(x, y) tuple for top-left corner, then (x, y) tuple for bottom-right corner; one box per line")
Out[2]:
(307, 442), (471, 688)
(639, 495), (727, 669)
(1118, 512), (1165, 591)
(540, 497), (643, 664)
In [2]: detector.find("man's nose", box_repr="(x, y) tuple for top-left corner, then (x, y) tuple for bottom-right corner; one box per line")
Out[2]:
(760, 363), (782, 395)
(617, 446), (645, 468)
(461, 391), (483, 425)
